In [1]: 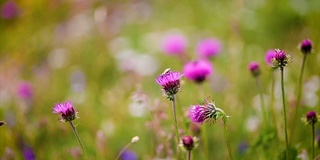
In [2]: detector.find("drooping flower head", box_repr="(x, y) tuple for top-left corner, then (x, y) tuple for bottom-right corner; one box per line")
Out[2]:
(183, 59), (213, 83)
(156, 69), (183, 100)
(248, 61), (260, 77)
(53, 101), (78, 122)
(196, 38), (222, 58)
(271, 49), (291, 68)
(265, 49), (276, 66)
(162, 33), (187, 55)
(189, 98), (229, 124)
(300, 39), (312, 54)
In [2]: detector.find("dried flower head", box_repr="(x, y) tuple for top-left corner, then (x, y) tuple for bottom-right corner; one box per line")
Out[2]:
(189, 98), (229, 125)
(272, 49), (291, 68)
(156, 68), (183, 100)
(179, 136), (199, 151)
(248, 61), (260, 77)
(196, 38), (222, 58)
(53, 101), (78, 122)
(300, 39), (312, 54)
(183, 59), (213, 83)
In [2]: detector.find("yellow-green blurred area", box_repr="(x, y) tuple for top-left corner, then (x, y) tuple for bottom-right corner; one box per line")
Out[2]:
(0, 0), (320, 159)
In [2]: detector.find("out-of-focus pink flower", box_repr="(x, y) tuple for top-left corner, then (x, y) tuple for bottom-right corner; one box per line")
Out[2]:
(300, 39), (312, 54)
(183, 59), (213, 83)
(265, 49), (276, 66)
(162, 34), (187, 55)
(17, 82), (33, 100)
(248, 61), (260, 77)
(196, 38), (221, 58)
(0, 0), (19, 19)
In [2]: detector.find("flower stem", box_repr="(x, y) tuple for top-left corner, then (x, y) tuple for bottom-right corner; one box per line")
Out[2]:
(312, 123), (315, 159)
(271, 70), (279, 138)
(171, 96), (185, 160)
(198, 84), (209, 160)
(187, 150), (191, 160)
(290, 54), (307, 142)
(69, 121), (87, 159)
(223, 122), (233, 160)
(116, 141), (132, 160)
(255, 76), (268, 127)
(280, 67), (289, 160)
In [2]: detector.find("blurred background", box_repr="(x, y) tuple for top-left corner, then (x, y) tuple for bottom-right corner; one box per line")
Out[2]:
(0, 0), (319, 159)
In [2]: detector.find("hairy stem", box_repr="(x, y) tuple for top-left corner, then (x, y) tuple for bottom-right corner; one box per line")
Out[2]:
(223, 122), (233, 160)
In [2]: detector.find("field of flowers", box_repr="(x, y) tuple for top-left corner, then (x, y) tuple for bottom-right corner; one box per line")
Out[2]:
(0, 0), (320, 159)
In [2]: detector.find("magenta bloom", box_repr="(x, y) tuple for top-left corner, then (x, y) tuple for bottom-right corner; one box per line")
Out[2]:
(306, 111), (318, 124)
(17, 82), (33, 99)
(196, 39), (222, 58)
(53, 101), (78, 122)
(189, 105), (214, 124)
(156, 69), (182, 100)
(162, 34), (187, 55)
(248, 61), (260, 77)
(0, 0), (19, 19)
(300, 39), (312, 54)
(265, 49), (276, 66)
(272, 49), (290, 68)
(183, 59), (213, 83)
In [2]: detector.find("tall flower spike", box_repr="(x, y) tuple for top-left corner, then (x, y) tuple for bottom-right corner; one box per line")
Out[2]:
(156, 68), (183, 100)
(300, 39), (312, 54)
(183, 59), (213, 84)
(272, 49), (291, 68)
(53, 101), (78, 122)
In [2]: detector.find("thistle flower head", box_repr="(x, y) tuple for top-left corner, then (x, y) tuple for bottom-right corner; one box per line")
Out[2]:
(271, 49), (291, 68)
(179, 136), (199, 151)
(156, 68), (183, 100)
(53, 101), (78, 122)
(300, 39), (312, 54)
(189, 98), (229, 125)
(183, 59), (213, 83)
(196, 38), (222, 58)
(302, 111), (319, 125)
(265, 49), (276, 66)
(248, 61), (260, 77)
(162, 33), (187, 55)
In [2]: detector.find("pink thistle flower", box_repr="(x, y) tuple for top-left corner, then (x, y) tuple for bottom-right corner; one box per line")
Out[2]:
(17, 81), (33, 100)
(53, 101), (78, 122)
(0, 0), (19, 19)
(156, 69), (183, 100)
(306, 111), (318, 125)
(248, 61), (260, 77)
(300, 39), (312, 54)
(162, 34), (187, 55)
(183, 59), (213, 83)
(189, 104), (214, 124)
(272, 49), (291, 68)
(265, 49), (276, 66)
(196, 38), (222, 58)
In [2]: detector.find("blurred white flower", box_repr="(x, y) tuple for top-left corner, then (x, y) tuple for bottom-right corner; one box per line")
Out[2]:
(246, 115), (260, 132)
(48, 48), (68, 69)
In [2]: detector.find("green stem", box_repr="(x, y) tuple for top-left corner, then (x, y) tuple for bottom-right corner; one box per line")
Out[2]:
(255, 76), (268, 127)
(171, 96), (185, 160)
(312, 123), (315, 159)
(223, 122), (233, 160)
(290, 54), (307, 142)
(187, 150), (191, 160)
(271, 70), (279, 138)
(116, 142), (132, 160)
(280, 67), (289, 160)
(69, 121), (87, 159)
(198, 84), (209, 160)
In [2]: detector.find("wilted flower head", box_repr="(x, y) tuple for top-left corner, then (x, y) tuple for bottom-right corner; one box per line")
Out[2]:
(0, 0), (19, 19)
(300, 39), (312, 54)
(156, 69), (183, 100)
(196, 38), (222, 58)
(17, 81), (33, 100)
(162, 33), (187, 55)
(179, 136), (199, 151)
(53, 101), (78, 122)
(248, 61), (260, 77)
(272, 49), (291, 68)
(302, 111), (319, 125)
(265, 49), (276, 66)
(183, 59), (213, 83)
(189, 99), (229, 124)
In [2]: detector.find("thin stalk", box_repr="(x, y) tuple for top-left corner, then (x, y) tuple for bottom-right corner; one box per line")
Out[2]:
(270, 70), (279, 138)
(171, 96), (185, 160)
(223, 122), (233, 160)
(197, 84), (209, 160)
(280, 67), (289, 160)
(187, 150), (191, 160)
(255, 76), (268, 127)
(69, 121), (87, 159)
(290, 54), (307, 142)
(312, 123), (315, 159)
(116, 142), (132, 160)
